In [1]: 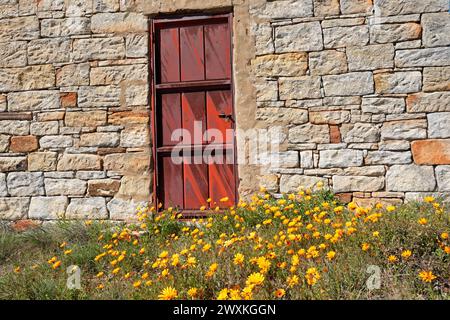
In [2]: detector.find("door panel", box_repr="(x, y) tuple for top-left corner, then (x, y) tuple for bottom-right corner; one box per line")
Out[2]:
(160, 155), (183, 209)
(159, 28), (180, 83)
(180, 25), (205, 82)
(161, 93), (181, 146)
(206, 90), (233, 144)
(209, 162), (236, 208)
(182, 92), (206, 146)
(205, 23), (231, 80)
(184, 161), (209, 209)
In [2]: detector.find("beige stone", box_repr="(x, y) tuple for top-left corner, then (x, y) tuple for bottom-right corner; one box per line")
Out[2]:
(90, 64), (148, 85)
(423, 67), (450, 92)
(28, 38), (71, 64)
(279, 76), (322, 100)
(29, 196), (68, 220)
(104, 153), (150, 174)
(7, 90), (60, 112)
(57, 154), (102, 171)
(310, 111), (350, 125)
(347, 44), (394, 71)
(370, 23), (421, 44)
(80, 132), (120, 147)
(65, 111), (107, 127)
(56, 63), (90, 86)
(120, 124), (150, 148)
(28, 152), (57, 172)
(0, 41), (27, 68)
(88, 179), (121, 197)
(333, 176), (384, 193)
(0, 16), (39, 41)
(0, 157), (27, 172)
(72, 37), (125, 62)
(256, 108), (308, 125)
(91, 13), (147, 33)
(275, 22), (323, 52)
(289, 123), (330, 144)
(375, 71), (422, 94)
(108, 111), (149, 125)
(0, 65), (55, 92)
(66, 198), (108, 219)
(117, 176), (151, 201)
(406, 92), (450, 113)
(323, 25), (369, 48)
(340, 0), (372, 14)
(0, 198), (30, 220)
(309, 50), (347, 76)
(252, 53), (308, 77)
(280, 175), (328, 193)
(313, 0), (340, 16)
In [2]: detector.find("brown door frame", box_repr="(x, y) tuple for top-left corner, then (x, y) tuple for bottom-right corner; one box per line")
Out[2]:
(149, 12), (238, 215)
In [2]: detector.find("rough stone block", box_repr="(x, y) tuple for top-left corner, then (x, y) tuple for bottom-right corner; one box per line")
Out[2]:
(91, 12), (147, 33)
(386, 164), (436, 192)
(323, 72), (374, 96)
(72, 37), (125, 62)
(0, 16), (39, 41)
(323, 25), (369, 48)
(90, 64), (148, 85)
(0, 65), (55, 92)
(309, 50), (347, 75)
(365, 151), (412, 165)
(436, 165), (450, 191)
(279, 76), (322, 100)
(310, 111), (350, 125)
(7, 172), (44, 196)
(0, 198), (30, 220)
(256, 108), (308, 125)
(80, 132), (120, 147)
(40, 135), (73, 149)
(289, 123), (330, 144)
(120, 124), (149, 148)
(423, 67), (450, 92)
(406, 92), (450, 112)
(361, 97), (405, 114)
(275, 22), (323, 52)
(27, 38), (71, 64)
(370, 22), (421, 44)
(125, 33), (148, 58)
(428, 112), (450, 138)
(107, 198), (147, 220)
(30, 121), (59, 136)
(252, 0), (313, 19)
(57, 154), (102, 171)
(374, 71), (422, 94)
(0, 41), (27, 68)
(396, 47), (450, 67)
(341, 123), (380, 143)
(319, 149), (364, 168)
(29, 196), (68, 220)
(10, 135), (38, 153)
(333, 176), (384, 193)
(313, 0), (340, 16)
(7, 90), (60, 112)
(374, 0), (448, 16)
(0, 120), (29, 135)
(340, 0), (372, 14)
(65, 111), (107, 127)
(66, 197), (108, 219)
(77, 86), (121, 108)
(381, 120), (427, 140)
(104, 153), (150, 174)
(88, 179), (120, 196)
(41, 17), (90, 37)
(411, 139), (450, 165)
(0, 156), (27, 172)
(252, 53), (308, 77)
(56, 63), (90, 87)
(347, 44), (394, 71)
(280, 174), (328, 193)
(117, 175), (151, 201)
(28, 152), (57, 172)
(45, 178), (87, 196)
(422, 13), (450, 47)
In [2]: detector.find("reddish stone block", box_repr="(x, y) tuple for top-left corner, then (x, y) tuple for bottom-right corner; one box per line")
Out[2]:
(10, 136), (38, 153)
(60, 92), (77, 108)
(329, 125), (341, 143)
(411, 139), (450, 165)
(10, 220), (41, 232)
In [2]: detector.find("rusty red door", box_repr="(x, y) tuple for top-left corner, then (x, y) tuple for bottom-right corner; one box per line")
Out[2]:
(151, 14), (237, 214)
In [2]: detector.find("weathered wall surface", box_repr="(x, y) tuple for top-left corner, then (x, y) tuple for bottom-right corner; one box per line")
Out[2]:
(0, 0), (449, 224)
(249, 0), (450, 206)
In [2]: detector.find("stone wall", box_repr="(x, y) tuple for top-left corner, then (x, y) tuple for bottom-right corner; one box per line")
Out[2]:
(250, 0), (450, 206)
(0, 0), (449, 223)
